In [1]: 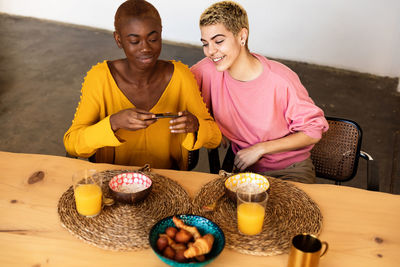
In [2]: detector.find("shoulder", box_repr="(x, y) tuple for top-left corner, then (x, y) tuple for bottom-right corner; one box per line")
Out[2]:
(256, 54), (302, 86)
(191, 58), (221, 85)
(171, 60), (190, 73)
(85, 60), (109, 78)
(81, 61), (111, 98)
(191, 57), (215, 75)
(170, 60), (197, 81)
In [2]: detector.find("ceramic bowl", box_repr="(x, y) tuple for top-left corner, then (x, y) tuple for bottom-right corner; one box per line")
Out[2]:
(149, 214), (225, 267)
(108, 172), (152, 204)
(224, 172), (270, 202)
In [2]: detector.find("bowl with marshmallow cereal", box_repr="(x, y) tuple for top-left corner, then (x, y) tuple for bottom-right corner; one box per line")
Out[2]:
(108, 172), (152, 204)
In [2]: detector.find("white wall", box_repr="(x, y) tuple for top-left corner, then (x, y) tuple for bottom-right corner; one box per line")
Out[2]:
(1, 0), (399, 80)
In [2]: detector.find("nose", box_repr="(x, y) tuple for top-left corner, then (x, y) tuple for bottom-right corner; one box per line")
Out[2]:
(205, 43), (217, 56)
(140, 41), (151, 52)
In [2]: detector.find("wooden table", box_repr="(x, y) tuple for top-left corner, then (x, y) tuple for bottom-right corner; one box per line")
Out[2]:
(0, 151), (399, 266)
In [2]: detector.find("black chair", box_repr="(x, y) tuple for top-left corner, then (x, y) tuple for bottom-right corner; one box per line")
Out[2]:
(187, 149), (199, 171)
(66, 149), (199, 171)
(207, 117), (379, 191)
(311, 117), (378, 190)
(66, 152), (96, 162)
(207, 146), (234, 174)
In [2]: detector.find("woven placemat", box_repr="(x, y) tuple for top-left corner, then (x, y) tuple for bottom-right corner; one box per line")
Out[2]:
(58, 168), (191, 251)
(191, 176), (323, 256)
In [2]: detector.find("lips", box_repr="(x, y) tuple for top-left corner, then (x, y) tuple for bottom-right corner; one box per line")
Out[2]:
(138, 55), (154, 64)
(212, 56), (225, 63)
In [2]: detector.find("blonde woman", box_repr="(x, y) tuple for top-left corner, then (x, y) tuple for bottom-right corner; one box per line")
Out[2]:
(191, 1), (328, 183)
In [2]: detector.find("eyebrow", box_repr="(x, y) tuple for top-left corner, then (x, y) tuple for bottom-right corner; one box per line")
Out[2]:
(200, 34), (226, 42)
(127, 30), (158, 38)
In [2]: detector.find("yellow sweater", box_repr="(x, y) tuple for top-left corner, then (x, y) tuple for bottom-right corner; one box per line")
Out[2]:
(64, 60), (221, 170)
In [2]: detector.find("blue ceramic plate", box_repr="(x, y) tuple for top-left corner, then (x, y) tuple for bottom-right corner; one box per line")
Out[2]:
(149, 214), (225, 267)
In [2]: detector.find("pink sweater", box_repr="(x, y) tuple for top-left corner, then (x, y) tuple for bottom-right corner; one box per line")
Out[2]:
(191, 54), (329, 172)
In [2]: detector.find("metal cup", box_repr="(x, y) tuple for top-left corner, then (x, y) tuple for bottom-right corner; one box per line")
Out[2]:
(287, 233), (328, 267)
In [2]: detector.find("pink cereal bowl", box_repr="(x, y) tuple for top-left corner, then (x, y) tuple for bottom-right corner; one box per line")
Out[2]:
(108, 172), (152, 204)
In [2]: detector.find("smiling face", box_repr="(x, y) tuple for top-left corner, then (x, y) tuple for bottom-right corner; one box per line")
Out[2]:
(114, 16), (162, 70)
(200, 23), (243, 72)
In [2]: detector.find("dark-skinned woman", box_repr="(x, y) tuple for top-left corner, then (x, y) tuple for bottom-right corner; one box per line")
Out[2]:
(64, 0), (221, 170)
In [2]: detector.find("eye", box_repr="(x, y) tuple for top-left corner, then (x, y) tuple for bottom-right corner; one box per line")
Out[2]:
(201, 42), (208, 47)
(215, 39), (224, 45)
(149, 38), (158, 43)
(129, 39), (140, 45)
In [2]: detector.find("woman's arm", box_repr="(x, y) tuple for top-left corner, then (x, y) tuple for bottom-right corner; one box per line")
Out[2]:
(232, 66), (328, 171)
(234, 132), (320, 171)
(63, 67), (123, 157)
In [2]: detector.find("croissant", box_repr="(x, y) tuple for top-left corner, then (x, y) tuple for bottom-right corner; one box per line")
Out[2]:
(172, 216), (201, 240)
(183, 234), (214, 258)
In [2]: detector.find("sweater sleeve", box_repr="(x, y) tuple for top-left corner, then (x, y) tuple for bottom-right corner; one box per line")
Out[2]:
(63, 66), (123, 158)
(190, 59), (213, 113)
(177, 62), (221, 150)
(284, 73), (329, 139)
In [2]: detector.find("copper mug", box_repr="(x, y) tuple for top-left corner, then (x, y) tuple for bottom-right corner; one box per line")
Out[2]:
(287, 234), (328, 267)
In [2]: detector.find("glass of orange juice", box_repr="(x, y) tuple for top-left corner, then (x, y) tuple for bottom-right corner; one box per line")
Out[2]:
(72, 169), (102, 217)
(237, 183), (268, 235)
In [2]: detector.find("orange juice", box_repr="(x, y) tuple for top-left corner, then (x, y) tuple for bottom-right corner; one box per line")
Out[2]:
(237, 202), (265, 235)
(74, 184), (102, 217)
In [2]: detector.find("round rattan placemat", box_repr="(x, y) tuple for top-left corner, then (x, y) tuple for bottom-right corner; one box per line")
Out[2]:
(58, 168), (191, 251)
(191, 176), (323, 256)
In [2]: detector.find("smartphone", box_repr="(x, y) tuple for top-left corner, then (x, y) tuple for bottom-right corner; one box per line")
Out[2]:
(154, 113), (181, 119)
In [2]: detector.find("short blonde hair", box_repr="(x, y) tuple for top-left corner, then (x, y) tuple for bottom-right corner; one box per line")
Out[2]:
(200, 1), (249, 41)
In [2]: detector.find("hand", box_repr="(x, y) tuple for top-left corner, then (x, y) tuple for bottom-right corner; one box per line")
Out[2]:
(169, 111), (199, 134)
(110, 108), (156, 131)
(234, 143), (265, 171)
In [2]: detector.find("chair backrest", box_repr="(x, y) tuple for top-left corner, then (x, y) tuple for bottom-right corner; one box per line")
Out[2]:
(310, 117), (362, 183)
(187, 149), (199, 171)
